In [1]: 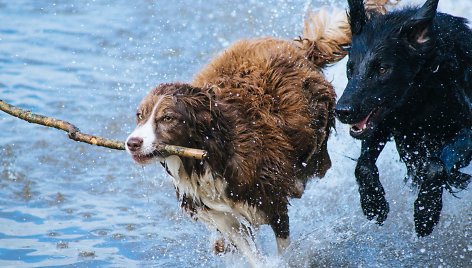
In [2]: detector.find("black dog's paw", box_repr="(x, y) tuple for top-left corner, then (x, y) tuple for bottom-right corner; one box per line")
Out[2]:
(414, 158), (446, 236)
(355, 161), (389, 224)
(414, 183), (443, 237)
(359, 185), (390, 224)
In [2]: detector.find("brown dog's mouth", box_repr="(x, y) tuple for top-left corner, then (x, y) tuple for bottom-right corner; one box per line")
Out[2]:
(131, 150), (162, 165)
(349, 108), (379, 137)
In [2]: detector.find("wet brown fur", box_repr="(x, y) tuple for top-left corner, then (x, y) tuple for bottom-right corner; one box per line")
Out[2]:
(192, 38), (336, 201)
(137, 38), (335, 241)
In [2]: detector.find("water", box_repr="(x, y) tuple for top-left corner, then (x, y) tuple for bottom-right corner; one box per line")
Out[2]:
(0, 0), (470, 267)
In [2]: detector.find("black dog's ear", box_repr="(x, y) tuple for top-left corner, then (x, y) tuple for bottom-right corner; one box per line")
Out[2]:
(348, 0), (368, 35)
(400, 0), (439, 45)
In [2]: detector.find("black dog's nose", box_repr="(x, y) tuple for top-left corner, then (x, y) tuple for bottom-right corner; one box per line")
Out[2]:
(335, 104), (354, 121)
(126, 137), (143, 152)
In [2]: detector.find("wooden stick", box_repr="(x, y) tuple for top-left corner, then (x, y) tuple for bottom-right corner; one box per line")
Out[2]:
(0, 99), (207, 160)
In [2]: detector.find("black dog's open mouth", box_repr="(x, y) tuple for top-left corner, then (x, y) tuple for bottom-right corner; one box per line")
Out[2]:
(349, 108), (381, 138)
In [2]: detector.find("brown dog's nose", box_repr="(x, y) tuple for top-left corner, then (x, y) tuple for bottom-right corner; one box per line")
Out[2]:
(126, 137), (143, 152)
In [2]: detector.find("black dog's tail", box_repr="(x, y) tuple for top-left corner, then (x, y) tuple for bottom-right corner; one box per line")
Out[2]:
(296, 0), (400, 68)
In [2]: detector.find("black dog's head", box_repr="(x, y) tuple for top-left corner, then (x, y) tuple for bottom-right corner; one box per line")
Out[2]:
(336, 0), (439, 139)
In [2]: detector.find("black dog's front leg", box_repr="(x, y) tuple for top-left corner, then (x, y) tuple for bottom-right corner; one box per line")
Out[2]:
(355, 134), (389, 224)
(414, 129), (472, 236)
(414, 157), (446, 237)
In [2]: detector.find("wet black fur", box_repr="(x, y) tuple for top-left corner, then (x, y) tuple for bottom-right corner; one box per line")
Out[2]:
(337, 0), (472, 236)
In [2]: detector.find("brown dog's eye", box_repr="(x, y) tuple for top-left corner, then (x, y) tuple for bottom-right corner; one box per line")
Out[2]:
(136, 112), (143, 120)
(162, 116), (173, 122)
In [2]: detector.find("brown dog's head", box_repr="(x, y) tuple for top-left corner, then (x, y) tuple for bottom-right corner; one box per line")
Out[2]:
(125, 83), (210, 164)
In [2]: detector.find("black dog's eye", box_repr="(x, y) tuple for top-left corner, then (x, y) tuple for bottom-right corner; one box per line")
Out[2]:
(379, 66), (387, 75)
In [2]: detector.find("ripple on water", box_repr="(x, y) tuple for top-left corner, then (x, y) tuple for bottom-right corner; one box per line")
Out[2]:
(0, 210), (44, 224)
(0, 58), (13, 65)
(0, 248), (64, 263)
(0, 29), (16, 35)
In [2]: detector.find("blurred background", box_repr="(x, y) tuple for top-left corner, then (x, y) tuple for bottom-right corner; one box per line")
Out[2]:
(0, 0), (470, 267)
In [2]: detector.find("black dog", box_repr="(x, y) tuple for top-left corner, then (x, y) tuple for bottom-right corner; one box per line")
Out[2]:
(336, 0), (472, 236)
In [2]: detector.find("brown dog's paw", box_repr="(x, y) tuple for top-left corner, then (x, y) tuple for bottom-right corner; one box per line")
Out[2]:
(213, 238), (226, 255)
(213, 238), (237, 255)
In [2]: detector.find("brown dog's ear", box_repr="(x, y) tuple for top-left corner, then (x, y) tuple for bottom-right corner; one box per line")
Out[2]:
(172, 84), (213, 127)
(348, 0), (368, 35)
(400, 0), (439, 45)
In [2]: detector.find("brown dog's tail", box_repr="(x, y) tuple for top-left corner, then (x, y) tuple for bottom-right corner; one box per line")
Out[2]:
(364, 0), (401, 16)
(295, 8), (350, 68)
(296, 0), (400, 68)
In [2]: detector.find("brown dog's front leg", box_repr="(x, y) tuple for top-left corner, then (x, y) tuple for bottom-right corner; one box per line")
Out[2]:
(269, 207), (290, 254)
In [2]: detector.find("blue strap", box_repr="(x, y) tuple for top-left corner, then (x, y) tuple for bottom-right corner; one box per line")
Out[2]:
(440, 128), (472, 174)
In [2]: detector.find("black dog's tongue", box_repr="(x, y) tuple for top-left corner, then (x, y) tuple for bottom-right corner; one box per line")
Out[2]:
(350, 112), (372, 133)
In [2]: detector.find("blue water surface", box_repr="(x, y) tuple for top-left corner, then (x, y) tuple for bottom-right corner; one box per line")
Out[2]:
(0, 0), (471, 267)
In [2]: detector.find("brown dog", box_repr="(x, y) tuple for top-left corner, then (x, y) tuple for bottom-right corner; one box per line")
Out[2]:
(125, 2), (393, 265)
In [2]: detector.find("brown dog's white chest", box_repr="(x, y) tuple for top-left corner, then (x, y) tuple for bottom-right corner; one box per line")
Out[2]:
(162, 155), (268, 225)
